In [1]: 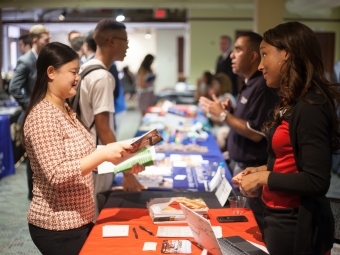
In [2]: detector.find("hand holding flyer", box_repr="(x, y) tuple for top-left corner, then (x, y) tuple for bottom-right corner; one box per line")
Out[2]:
(97, 129), (163, 174)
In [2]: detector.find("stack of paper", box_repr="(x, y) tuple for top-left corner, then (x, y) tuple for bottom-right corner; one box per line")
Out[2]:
(147, 197), (209, 224)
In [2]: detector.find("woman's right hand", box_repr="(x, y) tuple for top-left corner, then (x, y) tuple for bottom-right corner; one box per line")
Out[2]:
(231, 167), (257, 188)
(103, 142), (133, 164)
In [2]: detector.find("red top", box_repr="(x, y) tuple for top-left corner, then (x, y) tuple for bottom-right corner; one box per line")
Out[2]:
(262, 120), (300, 208)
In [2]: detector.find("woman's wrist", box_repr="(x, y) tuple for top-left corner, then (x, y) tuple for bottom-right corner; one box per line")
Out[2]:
(259, 171), (270, 185)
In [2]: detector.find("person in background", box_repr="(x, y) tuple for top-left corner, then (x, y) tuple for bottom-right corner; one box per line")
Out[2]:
(233, 21), (337, 255)
(79, 19), (143, 220)
(195, 71), (213, 101)
(121, 66), (136, 100)
(109, 62), (127, 133)
(137, 54), (156, 116)
(199, 32), (279, 237)
(208, 72), (237, 151)
(22, 42), (144, 255)
(210, 72), (236, 108)
(204, 72), (236, 129)
(82, 30), (96, 63)
(332, 60), (340, 176)
(70, 36), (85, 60)
(68, 30), (81, 43)
(9, 24), (50, 201)
(215, 35), (238, 96)
(18, 34), (32, 55)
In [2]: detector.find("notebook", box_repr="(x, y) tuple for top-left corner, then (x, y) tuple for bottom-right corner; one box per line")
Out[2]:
(179, 203), (268, 255)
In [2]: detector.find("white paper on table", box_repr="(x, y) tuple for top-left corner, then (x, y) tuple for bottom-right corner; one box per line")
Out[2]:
(102, 225), (129, 237)
(208, 167), (223, 192)
(156, 226), (222, 238)
(143, 242), (158, 251)
(215, 177), (232, 207)
(174, 174), (187, 180)
(200, 249), (208, 255)
(247, 241), (269, 254)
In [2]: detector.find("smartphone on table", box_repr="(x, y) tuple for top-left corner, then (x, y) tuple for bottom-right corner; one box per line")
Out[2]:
(216, 215), (248, 223)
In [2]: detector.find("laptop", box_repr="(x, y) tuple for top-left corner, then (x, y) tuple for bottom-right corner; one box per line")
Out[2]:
(179, 203), (268, 255)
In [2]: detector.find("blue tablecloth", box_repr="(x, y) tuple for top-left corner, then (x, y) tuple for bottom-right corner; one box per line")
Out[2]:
(0, 115), (15, 179)
(114, 130), (232, 192)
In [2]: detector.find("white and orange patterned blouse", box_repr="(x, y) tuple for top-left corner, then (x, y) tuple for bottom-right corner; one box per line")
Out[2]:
(24, 99), (96, 231)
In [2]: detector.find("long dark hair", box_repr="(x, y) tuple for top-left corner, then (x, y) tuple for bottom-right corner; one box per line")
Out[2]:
(203, 71), (213, 86)
(262, 21), (340, 152)
(21, 42), (79, 147)
(123, 66), (134, 85)
(138, 54), (154, 73)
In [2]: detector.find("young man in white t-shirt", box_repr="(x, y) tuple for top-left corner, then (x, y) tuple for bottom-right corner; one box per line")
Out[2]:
(79, 19), (143, 219)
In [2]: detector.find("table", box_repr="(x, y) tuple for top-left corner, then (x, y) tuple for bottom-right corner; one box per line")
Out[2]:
(114, 129), (232, 192)
(79, 208), (265, 255)
(97, 190), (226, 213)
(0, 105), (24, 165)
(0, 115), (15, 179)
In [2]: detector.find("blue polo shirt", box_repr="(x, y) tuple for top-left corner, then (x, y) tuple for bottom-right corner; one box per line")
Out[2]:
(227, 71), (279, 165)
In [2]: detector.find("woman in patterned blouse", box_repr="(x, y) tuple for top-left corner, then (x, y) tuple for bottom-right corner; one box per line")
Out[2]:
(21, 42), (144, 255)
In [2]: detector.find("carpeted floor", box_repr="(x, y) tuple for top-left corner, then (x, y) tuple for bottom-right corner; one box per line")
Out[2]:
(1, 108), (340, 254)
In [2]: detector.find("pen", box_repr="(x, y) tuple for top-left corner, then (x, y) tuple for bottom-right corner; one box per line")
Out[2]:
(139, 225), (154, 236)
(133, 227), (138, 239)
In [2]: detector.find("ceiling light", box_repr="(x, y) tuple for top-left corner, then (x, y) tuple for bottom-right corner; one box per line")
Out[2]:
(116, 14), (125, 22)
(145, 31), (151, 39)
(59, 9), (66, 21)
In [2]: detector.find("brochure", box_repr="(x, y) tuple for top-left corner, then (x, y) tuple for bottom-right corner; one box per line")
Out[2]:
(161, 240), (192, 254)
(97, 129), (163, 174)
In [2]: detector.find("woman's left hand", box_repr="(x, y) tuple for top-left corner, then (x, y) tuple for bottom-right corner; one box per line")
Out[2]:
(129, 163), (145, 174)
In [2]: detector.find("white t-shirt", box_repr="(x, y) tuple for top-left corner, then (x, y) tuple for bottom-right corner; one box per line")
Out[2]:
(79, 59), (115, 144)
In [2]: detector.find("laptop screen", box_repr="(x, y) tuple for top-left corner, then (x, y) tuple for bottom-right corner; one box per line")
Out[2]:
(180, 203), (223, 255)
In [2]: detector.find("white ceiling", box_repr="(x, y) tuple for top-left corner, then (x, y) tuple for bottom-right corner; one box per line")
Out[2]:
(7, 22), (187, 34)
(0, 0), (252, 9)
(1, 0), (339, 33)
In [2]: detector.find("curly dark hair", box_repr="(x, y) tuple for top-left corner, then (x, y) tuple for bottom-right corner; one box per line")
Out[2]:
(262, 21), (340, 152)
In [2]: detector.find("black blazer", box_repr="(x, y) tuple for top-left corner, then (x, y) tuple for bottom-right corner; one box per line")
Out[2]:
(267, 89), (334, 254)
(215, 54), (238, 96)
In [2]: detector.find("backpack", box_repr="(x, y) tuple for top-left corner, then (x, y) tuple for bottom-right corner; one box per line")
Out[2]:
(67, 64), (106, 129)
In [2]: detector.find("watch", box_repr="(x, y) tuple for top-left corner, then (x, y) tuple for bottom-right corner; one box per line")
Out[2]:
(219, 110), (229, 122)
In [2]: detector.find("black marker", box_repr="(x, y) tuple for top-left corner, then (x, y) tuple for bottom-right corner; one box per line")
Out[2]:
(139, 225), (154, 236)
(133, 227), (138, 239)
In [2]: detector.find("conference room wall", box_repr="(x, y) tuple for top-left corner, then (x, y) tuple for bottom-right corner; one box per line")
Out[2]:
(154, 29), (186, 93)
(299, 20), (340, 64)
(187, 7), (340, 85)
(188, 19), (252, 85)
(53, 28), (186, 93)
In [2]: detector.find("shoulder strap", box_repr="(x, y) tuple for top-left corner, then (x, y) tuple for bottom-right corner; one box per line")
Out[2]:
(67, 64), (106, 129)
(80, 64), (106, 79)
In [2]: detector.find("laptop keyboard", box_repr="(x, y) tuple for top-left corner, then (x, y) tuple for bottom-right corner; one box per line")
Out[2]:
(217, 238), (248, 255)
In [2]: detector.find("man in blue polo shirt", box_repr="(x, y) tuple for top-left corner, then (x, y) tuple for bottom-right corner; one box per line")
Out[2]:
(200, 32), (279, 236)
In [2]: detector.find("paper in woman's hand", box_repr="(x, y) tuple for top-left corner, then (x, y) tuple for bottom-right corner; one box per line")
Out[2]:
(97, 129), (163, 174)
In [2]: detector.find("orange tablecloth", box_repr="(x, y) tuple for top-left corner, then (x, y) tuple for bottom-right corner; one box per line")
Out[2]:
(80, 208), (265, 255)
